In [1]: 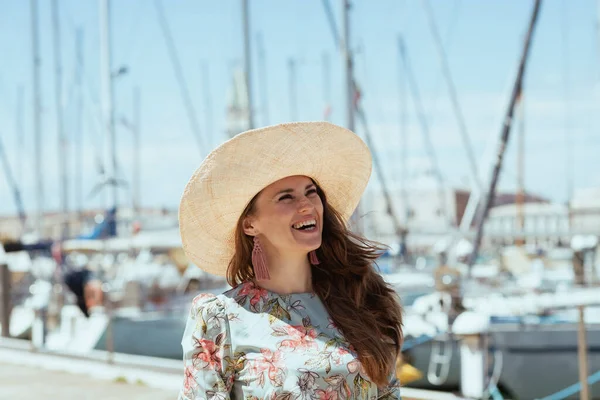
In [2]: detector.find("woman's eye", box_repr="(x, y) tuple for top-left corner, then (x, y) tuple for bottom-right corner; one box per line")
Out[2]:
(307, 189), (318, 195)
(279, 194), (293, 201)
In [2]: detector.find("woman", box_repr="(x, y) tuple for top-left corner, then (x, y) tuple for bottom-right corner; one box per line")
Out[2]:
(178, 121), (403, 400)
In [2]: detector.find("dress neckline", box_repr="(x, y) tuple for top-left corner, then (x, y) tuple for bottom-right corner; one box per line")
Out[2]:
(247, 280), (316, 297)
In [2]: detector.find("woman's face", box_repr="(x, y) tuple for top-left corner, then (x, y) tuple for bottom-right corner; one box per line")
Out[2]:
(244, 175), (324, 255)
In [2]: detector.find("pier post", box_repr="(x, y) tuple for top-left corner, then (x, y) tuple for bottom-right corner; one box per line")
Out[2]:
(1, 262), (11, 338)
(577, 305), (590, 400)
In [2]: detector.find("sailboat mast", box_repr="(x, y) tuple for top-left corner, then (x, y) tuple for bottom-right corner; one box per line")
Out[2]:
(52, 0), (69, 237)
(562, 0), (573, 203)
(133, 87), (141, 215)
(100, 0), (118, 212)
(242, 0), (254, 130)
(30, 0), (44, 236)
(397, 35), (409, 258)
(288, 58), (298, 121)
(322, 52), (331, 121)
(597, 0), (600, 81)
(516, 95), (525, 246)
(75, 28), (84, 220)
(16, 86), (24, 185)
(341, 0), (355, 132)
(397, 35), (409, 228)
(201, 62), (213, 149)
(468, 0), (542, 270)
(256, 33), (269, 126)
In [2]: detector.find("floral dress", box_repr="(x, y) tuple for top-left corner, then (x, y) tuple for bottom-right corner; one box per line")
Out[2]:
(178, 281), (401, 400)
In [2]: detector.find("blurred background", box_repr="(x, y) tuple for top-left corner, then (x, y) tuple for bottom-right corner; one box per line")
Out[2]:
(0, 1), (599, 399)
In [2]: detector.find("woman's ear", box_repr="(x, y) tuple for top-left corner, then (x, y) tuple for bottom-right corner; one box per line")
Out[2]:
(242, 216), (258, 236)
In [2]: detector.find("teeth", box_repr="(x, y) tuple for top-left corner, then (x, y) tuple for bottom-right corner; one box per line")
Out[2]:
(293, 219), (316, 229)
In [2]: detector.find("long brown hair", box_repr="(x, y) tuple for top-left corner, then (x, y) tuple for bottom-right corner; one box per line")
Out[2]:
(227, 181), (403, 386)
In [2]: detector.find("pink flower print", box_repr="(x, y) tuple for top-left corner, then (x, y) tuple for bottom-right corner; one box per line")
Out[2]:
(279, 325), (318, 352)
(347, 358), (367, 377)
(193, 337), (222, 370)
(249, 348), (286, 387)
(315, 386), (339, 400)
(331, 346), (350, 365)
(192, 293), (215, 307)
(239, 282), (269, 307)
(183, 365), (198, 393)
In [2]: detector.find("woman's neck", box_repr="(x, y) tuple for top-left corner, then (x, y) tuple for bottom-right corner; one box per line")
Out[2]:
(255, 251), (313, 295)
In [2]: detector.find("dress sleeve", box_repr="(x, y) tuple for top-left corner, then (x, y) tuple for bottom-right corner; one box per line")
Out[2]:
(178, 293), (234, 400)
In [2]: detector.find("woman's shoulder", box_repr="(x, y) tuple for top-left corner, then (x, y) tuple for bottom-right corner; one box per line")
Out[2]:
(189, 291), (229, 319)
(189, 282), (252, 316)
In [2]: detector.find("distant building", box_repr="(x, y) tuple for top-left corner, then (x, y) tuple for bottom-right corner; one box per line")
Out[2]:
(570, 187), (600, 235)
(483, 187), (600, 247)
(362, 172), (470, 251)
(484, 202), (570, 247)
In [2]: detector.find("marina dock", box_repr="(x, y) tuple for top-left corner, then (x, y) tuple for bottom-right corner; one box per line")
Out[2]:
(0, 337), (180, 399)
(0, 337), (466, 400)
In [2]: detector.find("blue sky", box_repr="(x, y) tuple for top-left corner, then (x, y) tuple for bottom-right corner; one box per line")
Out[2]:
(0, 0), (599, 217)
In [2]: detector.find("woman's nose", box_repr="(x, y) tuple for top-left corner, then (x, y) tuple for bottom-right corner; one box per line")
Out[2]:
(297, 197), (314, 213)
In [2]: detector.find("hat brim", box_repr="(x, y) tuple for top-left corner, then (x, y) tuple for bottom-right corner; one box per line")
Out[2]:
(179, 121), (372, 277)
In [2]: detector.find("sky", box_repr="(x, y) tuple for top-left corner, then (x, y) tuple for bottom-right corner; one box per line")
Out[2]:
(0, 0), (599, 219)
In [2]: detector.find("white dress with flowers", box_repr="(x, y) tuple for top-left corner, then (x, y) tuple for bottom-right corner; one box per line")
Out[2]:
(178, 281), (401, 400)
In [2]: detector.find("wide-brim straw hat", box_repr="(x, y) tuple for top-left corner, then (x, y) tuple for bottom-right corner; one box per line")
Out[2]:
(179, 121), (372, 277)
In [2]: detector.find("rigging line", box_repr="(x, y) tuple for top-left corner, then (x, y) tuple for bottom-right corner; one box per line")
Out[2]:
(422, 0), (481, 192)
(0, 133), (27, 229)
(0, 77), (18, 119)
(398, 37), (447, 213)
(153, 0), (205, 155)
(355, 105), (405, 238)
(321, 0), (342, 50)
(421, 0), (463, 129)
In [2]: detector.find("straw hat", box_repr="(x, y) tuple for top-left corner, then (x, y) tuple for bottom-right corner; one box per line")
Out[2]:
(179, 121), (372, 277)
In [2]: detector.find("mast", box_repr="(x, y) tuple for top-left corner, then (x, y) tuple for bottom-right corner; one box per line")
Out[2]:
(468, 0), (542, 270)
(242, 0), (254, 129)
(597, 0), (600, 81)
(340, 0), (362, 231)
(562, 0), (573, 204)
(100, 0), (118, 212)
(341, 0), (355, 132)
(30, 0), (44, 236)
(256, 33), (269, 126)
(288, 58), (298, 121)
(16, 86), (24, 185)
(52, 0), (69, 237)
(516, 95), (525, 246)
(397, 35), (409, 256)
(133, 87), (141, 215)
(75, 28), (84, 220)
(201, 63), (213, 148)
(322, 52), (332, 121)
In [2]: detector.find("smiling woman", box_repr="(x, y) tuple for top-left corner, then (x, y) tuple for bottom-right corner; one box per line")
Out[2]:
(177, 121), (403, 400)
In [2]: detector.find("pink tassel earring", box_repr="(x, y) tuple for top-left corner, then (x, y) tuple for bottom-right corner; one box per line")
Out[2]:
(309, 250), (320, 265)
(252, 237), (270, 280)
